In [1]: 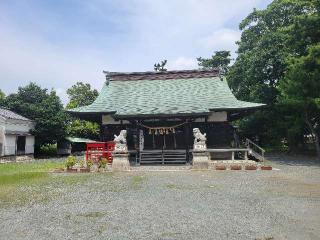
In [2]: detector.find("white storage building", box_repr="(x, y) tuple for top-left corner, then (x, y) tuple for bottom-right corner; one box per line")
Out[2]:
(0, 108), (35, 157)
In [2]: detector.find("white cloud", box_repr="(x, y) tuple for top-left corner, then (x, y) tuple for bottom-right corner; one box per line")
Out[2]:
(0, 0), (272, 104)
(55, 88), (69, 105)
(0, 22), (109, 104)
(198, 29), (241, 58)
(167, 57), (198, 70)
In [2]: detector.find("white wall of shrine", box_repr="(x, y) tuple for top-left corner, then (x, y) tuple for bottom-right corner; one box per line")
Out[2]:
(195, 111), (227, 122)
(208, 111), (227, 122)
(102, 115), (130, 125)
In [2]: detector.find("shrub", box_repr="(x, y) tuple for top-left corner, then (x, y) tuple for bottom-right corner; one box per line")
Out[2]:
(86, 159), (94, 169)
(65, 156), (76, 169)
(98, 158), (108, 169)
(79, 160), (85, 168)
(38, 143), (57, 157)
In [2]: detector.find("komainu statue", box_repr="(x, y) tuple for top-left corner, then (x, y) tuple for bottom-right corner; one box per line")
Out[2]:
(193, 128), (207, 151)
(114, 130), (127, 144)
(113, 130), (128, 152)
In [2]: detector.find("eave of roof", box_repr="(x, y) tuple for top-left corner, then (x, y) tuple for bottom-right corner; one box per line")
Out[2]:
(5, 130), (32, 135)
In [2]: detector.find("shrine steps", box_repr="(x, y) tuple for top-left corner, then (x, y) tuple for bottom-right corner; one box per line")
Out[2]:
(139, 150), (187, 165)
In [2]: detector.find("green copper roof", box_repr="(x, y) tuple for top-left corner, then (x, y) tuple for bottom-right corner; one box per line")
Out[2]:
(69, 76), (265, 117)
(66, 137), (97, 143)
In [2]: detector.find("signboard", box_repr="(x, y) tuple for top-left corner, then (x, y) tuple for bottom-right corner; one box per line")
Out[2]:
(139, 130), (144, 151)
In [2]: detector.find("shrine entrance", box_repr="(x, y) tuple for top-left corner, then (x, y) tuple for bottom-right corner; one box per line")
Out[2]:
(137, 122), (190, 164)
(140, 123), (188, 150)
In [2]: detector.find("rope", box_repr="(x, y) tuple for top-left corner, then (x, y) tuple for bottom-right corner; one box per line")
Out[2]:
(137, 121), (187, 135)
(137, 121), (187, 129)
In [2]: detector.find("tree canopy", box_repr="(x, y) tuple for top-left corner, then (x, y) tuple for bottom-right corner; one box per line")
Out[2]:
(279, 44), (320, 158)
(0, 90), (5, 106)
(66, 82), (99, 110)
(197, 51), (231, 74)
(3, 83), (67, 149)
(66, 82), (100, 140)
(154, 60), (168, 72)
(226, 0), (320, 157)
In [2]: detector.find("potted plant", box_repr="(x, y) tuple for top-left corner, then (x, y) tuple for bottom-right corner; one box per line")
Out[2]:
(245, 165), (257, 170)
(98, 158), (108, 172)
(65, 156), (77, 172)
(86, 159), (94, 172)
(79, 160), (90, 173)
(230, 164), (242, 170)
(215, 164), (226, 170)
(261, 165), (272, 170)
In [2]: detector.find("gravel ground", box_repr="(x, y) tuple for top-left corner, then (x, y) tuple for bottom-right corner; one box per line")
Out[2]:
(1, 154), (320, 240)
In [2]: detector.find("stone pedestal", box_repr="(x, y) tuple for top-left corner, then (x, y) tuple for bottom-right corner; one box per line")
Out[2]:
(192, 151), (210, 170)
(112, 152), (130, 172)
(193, 143), (207, 151)
(114, 143), (128, 152)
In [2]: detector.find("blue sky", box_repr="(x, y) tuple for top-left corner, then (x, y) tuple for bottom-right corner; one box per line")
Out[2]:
(0, 0), (271, 103)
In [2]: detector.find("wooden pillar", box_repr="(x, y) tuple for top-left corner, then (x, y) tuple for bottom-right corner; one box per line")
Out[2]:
(244, 150), (248, 160)
(100, 124), (104, 142)
(184, 120), (190, 163)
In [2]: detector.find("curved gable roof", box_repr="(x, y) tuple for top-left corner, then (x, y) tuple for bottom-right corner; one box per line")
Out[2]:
(69, 70), (265, 117)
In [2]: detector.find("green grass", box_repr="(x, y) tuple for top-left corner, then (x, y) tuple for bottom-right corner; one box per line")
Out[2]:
(0, 161), (64, 175)
(165, 183), (193, 190)
(131, 175), (145, 184)
(130, 175), (146, 189)
(77, 211), (107, 218)
(0, 171), (48, 185)
(0, 161), (88, 208)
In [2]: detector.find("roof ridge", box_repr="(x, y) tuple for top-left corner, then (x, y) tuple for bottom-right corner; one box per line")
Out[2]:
(103, 69), (221, 82)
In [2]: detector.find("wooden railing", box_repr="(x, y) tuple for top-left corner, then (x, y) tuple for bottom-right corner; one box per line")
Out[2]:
(206, 148), (249, 160)
(245, 138), (265, 161)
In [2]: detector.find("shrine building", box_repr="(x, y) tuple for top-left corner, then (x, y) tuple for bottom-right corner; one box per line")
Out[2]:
(68, 69), (265, 164)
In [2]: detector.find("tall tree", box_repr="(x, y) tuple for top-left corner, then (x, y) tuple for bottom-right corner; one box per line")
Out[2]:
(227, 0), (319, 150)
(4, 83), (67, 150)
(279, 45), (320, 159)
(154, 60), (167, 72)
(66, 82), (98, 109)
(0, 89), (5, 106)
(66, 82), (100, 140)
(197, 51), (231, 74)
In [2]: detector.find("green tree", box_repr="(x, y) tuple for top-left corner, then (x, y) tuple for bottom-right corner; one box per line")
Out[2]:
(0, 89), (5, 106)
(66, 119), (99, 140)
(154, 60), (167, 72)
(66, 82), (98, 109)
(197, 51), (231, 74)
(279, 45), (320, 159)
(66, 82), (100, 140)
(4, 83), (67, 150)
(227, 0), (319, 150)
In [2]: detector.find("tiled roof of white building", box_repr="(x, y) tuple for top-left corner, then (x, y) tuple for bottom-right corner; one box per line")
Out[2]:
(0, 108), (31, 121)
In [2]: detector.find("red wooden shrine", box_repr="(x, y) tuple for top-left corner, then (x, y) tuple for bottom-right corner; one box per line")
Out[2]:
(86, 141), (115, 163)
